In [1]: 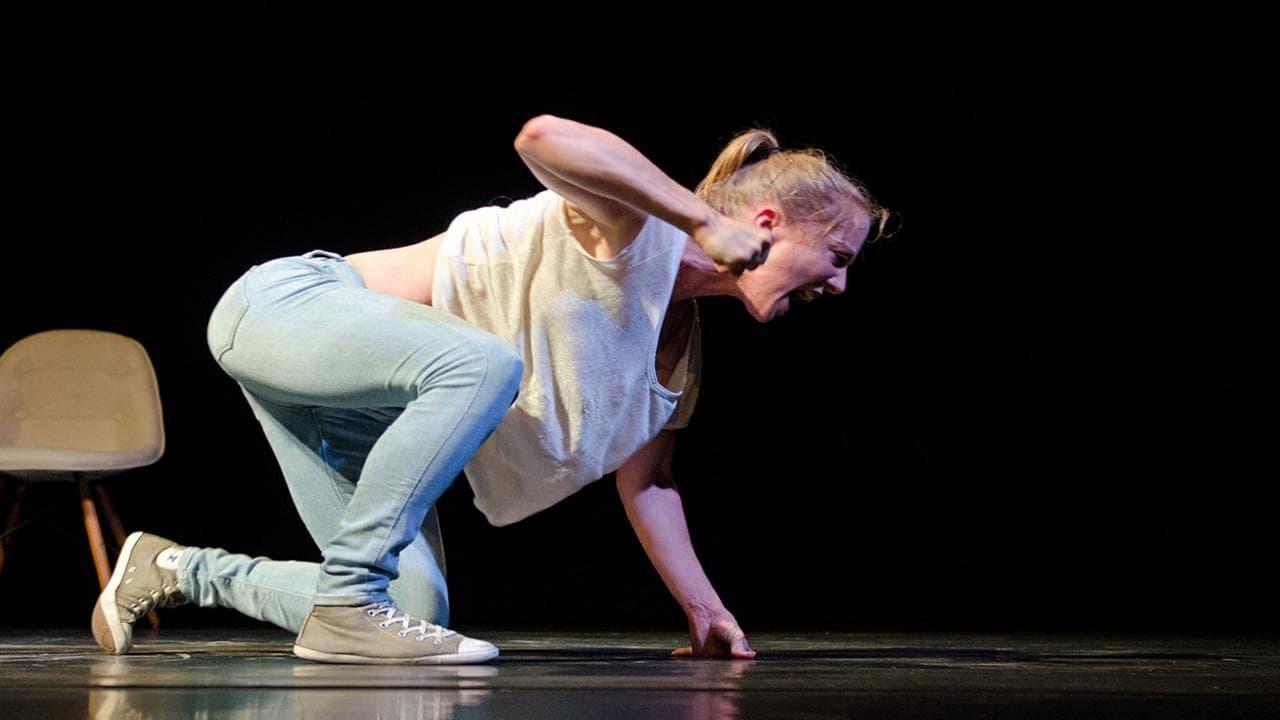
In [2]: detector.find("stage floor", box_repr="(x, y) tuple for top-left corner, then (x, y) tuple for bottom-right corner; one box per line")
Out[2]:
(1, 628), (1277, 718)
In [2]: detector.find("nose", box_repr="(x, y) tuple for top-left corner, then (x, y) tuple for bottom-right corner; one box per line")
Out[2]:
(824, 268), (847, 296)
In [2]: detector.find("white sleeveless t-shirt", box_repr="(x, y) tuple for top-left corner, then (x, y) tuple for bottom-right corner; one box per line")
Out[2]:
(430, 189), (702, 526)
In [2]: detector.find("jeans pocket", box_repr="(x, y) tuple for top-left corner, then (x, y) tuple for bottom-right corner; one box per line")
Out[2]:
(207, 272), (253, 364)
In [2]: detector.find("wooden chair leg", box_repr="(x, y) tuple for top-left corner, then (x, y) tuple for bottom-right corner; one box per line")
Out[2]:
(78, 476), (112, 590)
(0, 481), (27, 578)
(93, 484), (128, 547)
(94, 484), (160, 628)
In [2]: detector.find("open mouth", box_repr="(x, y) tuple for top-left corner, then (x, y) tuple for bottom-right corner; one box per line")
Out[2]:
(774, 289), (816, 320)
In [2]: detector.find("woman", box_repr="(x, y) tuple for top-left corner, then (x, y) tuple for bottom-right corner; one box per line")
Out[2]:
(91, 115), (890, 664)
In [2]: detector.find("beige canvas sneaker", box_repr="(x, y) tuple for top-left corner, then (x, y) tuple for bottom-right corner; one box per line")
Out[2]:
(293, 602), (499, 664)
(91, 531), (189, 654)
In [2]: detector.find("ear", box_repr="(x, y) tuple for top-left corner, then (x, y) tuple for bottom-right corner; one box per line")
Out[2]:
(754, 207), (780, 229)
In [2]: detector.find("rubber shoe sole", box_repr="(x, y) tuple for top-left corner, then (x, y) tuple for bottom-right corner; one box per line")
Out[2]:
(91, 530), (146, 654)
(292, 638), (499, 665)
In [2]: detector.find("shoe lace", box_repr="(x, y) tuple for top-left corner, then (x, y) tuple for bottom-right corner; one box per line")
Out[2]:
(127, 583), (184, 619)
(365, 602), (456, 642)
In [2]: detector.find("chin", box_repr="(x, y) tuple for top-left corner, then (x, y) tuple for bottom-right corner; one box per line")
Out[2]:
(746, 296), (790, 323)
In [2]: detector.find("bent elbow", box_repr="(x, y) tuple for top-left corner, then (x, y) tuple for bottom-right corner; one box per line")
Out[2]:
(516, 114), (561, 146)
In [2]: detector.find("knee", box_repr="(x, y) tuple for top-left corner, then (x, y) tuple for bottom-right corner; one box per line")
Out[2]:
(473, 337), (524, 406)
(417, 333), (523, 407)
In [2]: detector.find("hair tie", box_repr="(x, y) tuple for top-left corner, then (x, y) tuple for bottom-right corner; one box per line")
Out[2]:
(743, 145), (783, 167)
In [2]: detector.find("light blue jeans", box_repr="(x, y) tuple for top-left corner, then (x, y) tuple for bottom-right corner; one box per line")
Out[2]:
(186, 249), (522, 633)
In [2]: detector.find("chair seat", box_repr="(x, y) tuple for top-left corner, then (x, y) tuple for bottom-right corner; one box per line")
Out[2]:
(0, 445), (161, 480)
(0, 330), (165, 483)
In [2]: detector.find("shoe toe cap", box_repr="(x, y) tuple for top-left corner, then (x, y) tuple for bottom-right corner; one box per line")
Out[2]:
(458, 637), (498, 658)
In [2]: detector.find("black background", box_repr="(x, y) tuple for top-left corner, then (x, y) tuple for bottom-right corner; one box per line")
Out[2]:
(2, 7), (1271, 633)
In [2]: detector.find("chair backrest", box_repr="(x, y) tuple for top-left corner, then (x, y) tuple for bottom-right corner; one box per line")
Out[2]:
(0, 330), (165, 465)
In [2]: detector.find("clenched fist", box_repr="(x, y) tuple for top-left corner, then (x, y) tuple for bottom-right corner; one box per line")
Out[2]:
(692, 214), (773, 276)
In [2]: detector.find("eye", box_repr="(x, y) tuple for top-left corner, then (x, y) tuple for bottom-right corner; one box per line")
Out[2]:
(832, 251), (853, 268)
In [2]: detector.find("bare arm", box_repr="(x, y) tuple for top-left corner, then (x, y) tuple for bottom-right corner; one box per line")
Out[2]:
(514, 115), (772, 275)
(616, 429), (725, 615)
(514, 115), (720, 239)
(617, 430), (756, 658)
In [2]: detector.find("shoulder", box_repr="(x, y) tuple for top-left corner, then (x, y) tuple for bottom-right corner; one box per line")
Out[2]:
(569, 201), (648, 249)
(555, 196), (646, 261)
(526, 183), (646, 260)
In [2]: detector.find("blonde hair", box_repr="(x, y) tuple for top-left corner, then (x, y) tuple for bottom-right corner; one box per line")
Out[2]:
(694, 127), (894, 252)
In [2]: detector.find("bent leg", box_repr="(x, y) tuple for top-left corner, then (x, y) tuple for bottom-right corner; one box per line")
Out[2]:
(204, 253), (519, 620)
(176, 530), (447, 633)
(176, 390), (456, 631)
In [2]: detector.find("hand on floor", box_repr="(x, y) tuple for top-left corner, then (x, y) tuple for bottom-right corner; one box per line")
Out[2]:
(672, 609), (757, 660)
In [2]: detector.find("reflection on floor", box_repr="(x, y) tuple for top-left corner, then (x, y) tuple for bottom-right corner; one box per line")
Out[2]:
(1, 628), (1277, 718)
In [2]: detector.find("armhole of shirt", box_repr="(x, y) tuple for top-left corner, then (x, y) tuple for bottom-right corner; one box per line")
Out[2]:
(548, 190), (654, 266)
(663, 301), (702, 430)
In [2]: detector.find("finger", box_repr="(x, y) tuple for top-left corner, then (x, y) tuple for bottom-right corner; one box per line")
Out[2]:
(707, 631), (733, 657)
(737, 630), (752, 661)
(750, 246), (770, 269)
(672, 646), (693, 657)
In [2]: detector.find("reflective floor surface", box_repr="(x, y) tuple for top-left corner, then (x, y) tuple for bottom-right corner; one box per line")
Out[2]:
(1, 628), (1278, 718)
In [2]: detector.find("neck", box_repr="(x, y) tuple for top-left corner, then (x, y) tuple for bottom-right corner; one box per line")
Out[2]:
(671, 238), (742, 303)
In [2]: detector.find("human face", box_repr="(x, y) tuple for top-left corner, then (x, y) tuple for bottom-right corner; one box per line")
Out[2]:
(733, 207), (871, 322)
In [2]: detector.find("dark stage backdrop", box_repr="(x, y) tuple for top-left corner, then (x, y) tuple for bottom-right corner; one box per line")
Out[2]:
(2, 7), (1270, 633)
